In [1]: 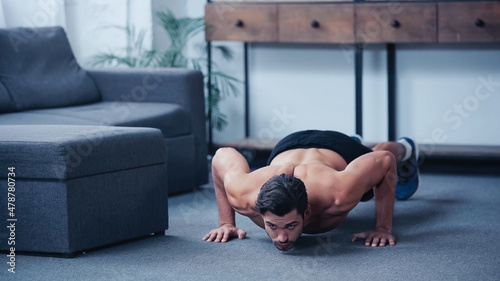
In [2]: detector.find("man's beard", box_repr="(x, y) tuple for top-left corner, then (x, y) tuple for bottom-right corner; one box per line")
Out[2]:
(273, 240), (296, 251)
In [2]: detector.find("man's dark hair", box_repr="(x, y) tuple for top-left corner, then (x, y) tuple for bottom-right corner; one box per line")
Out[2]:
(256, 174), (308, 217)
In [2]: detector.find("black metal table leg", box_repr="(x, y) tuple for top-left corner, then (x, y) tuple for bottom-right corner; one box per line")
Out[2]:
(244, 42), (249, 138)
(207, 41), (213, 151)
(355, 44), (363, 137)
(387, 43), (396, 141)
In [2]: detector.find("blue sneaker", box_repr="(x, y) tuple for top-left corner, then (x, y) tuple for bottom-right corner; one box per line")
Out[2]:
(396, 137), (419, 200)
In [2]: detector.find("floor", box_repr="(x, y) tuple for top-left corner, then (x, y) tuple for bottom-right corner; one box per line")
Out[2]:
(2, 173), (500, 280)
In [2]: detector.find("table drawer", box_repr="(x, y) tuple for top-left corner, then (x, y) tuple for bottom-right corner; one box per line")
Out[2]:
(356, 3), (437, 43)
(279, 4), (355, 44)
(438, 2), (500, 43)
(205, 4), (277, 42)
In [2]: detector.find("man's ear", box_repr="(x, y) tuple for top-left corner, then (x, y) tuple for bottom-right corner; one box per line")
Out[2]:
(304, 205), (312, 220)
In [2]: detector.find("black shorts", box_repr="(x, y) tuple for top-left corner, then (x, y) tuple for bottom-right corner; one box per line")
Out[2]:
(268, 130), (374, 201)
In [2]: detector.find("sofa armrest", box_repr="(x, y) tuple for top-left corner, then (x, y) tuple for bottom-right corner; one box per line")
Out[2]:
(87, 68), (207, 180)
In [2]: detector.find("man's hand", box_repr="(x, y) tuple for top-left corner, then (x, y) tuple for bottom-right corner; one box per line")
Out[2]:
(202, 224), (246, 243)
(352, 229), (396, 247)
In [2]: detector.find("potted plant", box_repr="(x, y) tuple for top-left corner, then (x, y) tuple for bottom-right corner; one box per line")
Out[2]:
(89, 10), (240, 131)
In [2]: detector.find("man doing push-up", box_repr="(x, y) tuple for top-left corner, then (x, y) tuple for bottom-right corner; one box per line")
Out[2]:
(203, 130), (419, 251)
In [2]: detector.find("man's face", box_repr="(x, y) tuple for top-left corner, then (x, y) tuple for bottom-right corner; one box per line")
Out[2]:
(262, 209), (304, 251)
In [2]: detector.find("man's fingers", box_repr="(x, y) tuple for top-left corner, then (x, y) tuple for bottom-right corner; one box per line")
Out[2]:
(204, 230), (217, 242)
(221, 230), (230, 242)
(352, 232), (367, 242)
(203, 231), (213, 241)
(214, 230), (224, 242)
(389, 237), (396, 246)
(209, 231), (219, 242)
(202, 233), (210, 241)
(379, 238), (387, 247)
(237, 229), (246, 240)
(353, 231), (396, 247)
(365, 233), (374, 246)
(204, 227), (247, 243)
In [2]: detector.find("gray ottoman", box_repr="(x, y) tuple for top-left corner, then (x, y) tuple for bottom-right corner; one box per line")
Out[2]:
(0, 125), (168, 257)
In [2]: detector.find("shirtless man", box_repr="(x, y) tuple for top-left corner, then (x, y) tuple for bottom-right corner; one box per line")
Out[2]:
(202, 130), (419, 251)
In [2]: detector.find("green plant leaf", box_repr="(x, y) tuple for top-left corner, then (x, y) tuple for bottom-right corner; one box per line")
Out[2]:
(214, 45), (233, 61)
(155, 10), (204, 51)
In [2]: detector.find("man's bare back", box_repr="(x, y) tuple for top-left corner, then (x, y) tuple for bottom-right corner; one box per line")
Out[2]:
(203, 130), (418, 250)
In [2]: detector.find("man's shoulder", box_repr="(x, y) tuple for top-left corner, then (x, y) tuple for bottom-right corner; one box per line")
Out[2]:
(223, 174), (259, 216)
(224, 165), (292, 215)
(225, 165), (290, 190)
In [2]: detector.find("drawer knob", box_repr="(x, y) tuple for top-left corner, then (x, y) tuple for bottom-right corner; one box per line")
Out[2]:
(311, 20), (320, 28)
(390, 20), (400, 28)
(235, 19), (244, 28)
(475, 19), (485, 28)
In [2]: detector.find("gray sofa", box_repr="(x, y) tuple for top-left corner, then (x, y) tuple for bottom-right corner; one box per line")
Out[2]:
(0, 26), (208, 194)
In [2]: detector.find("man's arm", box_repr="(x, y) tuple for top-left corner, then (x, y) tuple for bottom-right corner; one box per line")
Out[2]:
(203, 148), (249, 243)
(203, 147), (294, 243)
(341, 151), (397, 247)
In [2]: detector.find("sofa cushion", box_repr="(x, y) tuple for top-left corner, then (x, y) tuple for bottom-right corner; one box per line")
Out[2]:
(0, 26), (100, 111)
(0, 102), (192, 138)
(0, 81), (16, 113)
(0, 125), (167, 180)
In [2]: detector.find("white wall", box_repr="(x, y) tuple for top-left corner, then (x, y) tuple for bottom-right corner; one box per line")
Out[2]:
(396, 45), (500, 146)
(362, 45), (388, 142)
(1, 0), (66, 27)
(65, 0), (152, 66)
(0, 0), (152, 66)
(0, 1), (6, 28)
(173, 0), (500, 146)
(249, 43), (356, 138)
(65, 0), (127, 65)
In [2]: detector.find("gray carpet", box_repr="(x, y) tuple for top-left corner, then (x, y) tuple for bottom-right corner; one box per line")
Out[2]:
(3, 173), (500, 280)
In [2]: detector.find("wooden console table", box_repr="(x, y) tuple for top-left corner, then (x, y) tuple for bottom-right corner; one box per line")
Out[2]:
(204, 0), (500, 161)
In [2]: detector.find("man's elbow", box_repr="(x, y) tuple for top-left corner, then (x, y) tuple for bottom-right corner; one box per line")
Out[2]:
(213, 148), (237, 167)
(379, 151), (397, 189)
(214, 147), (237, 159)
(375, 151), (396, 171)
(212, 147), (249, 176)
(371, 151), (397, 185)
(212, 147), (232, 176)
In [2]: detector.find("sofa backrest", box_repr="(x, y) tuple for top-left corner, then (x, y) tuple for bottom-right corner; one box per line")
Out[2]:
(0, 81), (16, 113)
(0, 26), (100, 111)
